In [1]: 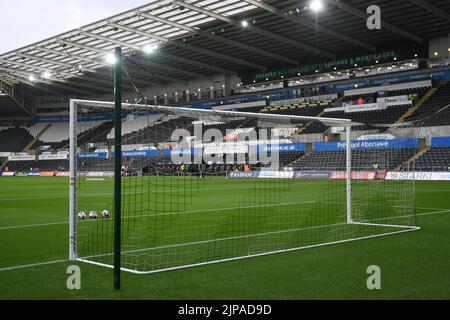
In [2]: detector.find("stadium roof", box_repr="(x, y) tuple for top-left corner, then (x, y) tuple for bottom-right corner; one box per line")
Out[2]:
(1, 0), (450, 97)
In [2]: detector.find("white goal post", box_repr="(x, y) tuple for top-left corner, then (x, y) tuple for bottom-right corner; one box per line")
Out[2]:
(69, 98), (420, 275)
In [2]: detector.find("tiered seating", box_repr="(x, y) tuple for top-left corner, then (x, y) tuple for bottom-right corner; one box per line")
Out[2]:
(409, 82), (450, 126)
(22, 121), (106, 149)
(107, 114), (162, 140)
(52, 121), (115, 149)
(121, 117), (193, 145)
(203, 119), (254, 137)
(325, 105), (409, 128)
(413, 147), (450, 171)
(261, 97), (336, 135)
(291, 149), (418, 171)
(262, 97), (333, 116)
(0, 127), (34, 152)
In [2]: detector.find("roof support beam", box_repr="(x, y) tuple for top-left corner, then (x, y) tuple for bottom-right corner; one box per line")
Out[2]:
(0, 67), (87, 96)
(79, 30), (205, 78)
(58, 39), (181, 84)
(322, 0), (424, 44)
(152, 52), (236, 75)
(0, 78), (34, 117)
(0, 58), (113, 94)
(173, 0), (335, 59)
(39, 79), (99, 96)
(0, 69), (62, 96)
(107, 21), (266, 71)
(34, 46), (96, 64)
(14, 52), (80, 70)
(408, 0), (450, 23)
(109, 18), (238, 74)
(244, 0), (375, 51)
(137, 11), (299, 65)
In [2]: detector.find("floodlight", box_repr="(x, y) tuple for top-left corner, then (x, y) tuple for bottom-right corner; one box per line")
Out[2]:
(42, 71), (51, 79)
(310, 0), (323, 12)
(143, 44), (158, 54)
(105, 53), (117, 64)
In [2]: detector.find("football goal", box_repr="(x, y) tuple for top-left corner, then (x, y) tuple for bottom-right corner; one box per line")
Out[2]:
(69, 98), (420, 277)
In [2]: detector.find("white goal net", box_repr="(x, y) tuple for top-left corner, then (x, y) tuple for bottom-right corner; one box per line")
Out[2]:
(69, 99), (419, 274)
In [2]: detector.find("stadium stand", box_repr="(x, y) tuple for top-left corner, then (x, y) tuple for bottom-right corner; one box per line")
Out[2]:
(325, 104), (410, 128)
(408, 82), (450, 126)
(107, 114), (162, 140)
(413, 147), (450, 171)
(0, 127), (34, 152)
(291, 149), (418, 171)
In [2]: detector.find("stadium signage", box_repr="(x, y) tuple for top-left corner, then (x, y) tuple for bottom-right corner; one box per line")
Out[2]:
(326, 96), (412, 113)
(86, 171), (114, 177)
(258, 171), (295, 179)
(8, 154), (35, 161)
(386, 172), (450, 181)
(331, 171), (378, 180)
(1, 172), (15, 176)
(377, 95), (412, 106)
(122, 150), (159, 158)
(77, 152), (108, 159)
(27, 172), (40, 176)
(431, 136), (450, 148)
(258, 143), (305, 153)
(39, 153), (68, 160)
(314, 138), (419, 151)
(294, 171), (332, 179)
(243, 47), (422, 83)
(229, 171), (334, 180)
(344, 103), (381, 113)
(228, 171), (260, 179)
(40, 172), (55, 177)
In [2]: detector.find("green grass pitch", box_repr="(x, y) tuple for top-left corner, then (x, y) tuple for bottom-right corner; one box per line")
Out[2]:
(0, 176), (449, 299)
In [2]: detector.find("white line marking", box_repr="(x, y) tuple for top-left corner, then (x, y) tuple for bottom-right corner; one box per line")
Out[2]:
(0, 259), (66, 272)
(1, 209), (448, 273)
(0, 221), (68, 231)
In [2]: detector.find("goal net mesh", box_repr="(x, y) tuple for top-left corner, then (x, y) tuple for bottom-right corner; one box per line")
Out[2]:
(71, 100), (419, 274)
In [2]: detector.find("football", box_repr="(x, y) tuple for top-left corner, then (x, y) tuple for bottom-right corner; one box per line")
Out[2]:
(77, 211), (86, 220)
(102, 210), (110, 218)
(89, 211), (98, 219)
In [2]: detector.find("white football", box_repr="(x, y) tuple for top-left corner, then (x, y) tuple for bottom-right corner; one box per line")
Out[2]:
(78, 211), (86, 220)
(89, 211), (98, 219)
(102, 210), (111, 218)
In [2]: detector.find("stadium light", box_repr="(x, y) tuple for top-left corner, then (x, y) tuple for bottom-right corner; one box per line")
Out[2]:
(310, 0), (323, 12)
(241, 20), (249, 28)
(42, 71), (51, 79)
(105, 53), (117, 64)
(143, 44), (158, 54)
(28, 75), (36, 82)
